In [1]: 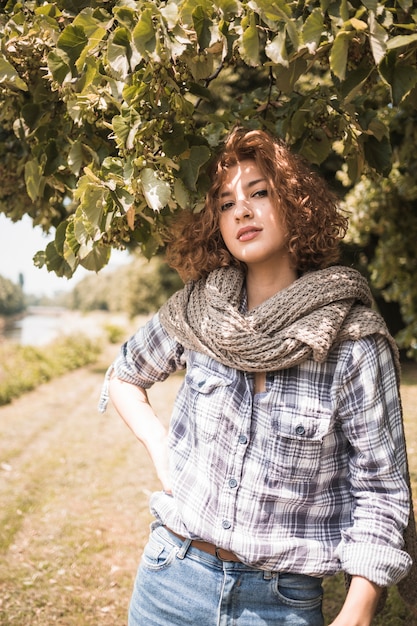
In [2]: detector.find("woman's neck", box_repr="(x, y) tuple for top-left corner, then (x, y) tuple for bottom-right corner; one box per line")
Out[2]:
(246, 264), (297, 310)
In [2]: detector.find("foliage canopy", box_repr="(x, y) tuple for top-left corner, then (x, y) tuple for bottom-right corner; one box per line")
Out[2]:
(1, 0), (417, 352)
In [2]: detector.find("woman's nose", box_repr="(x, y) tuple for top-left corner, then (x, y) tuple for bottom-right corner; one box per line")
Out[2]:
(234, 199), (252, 219)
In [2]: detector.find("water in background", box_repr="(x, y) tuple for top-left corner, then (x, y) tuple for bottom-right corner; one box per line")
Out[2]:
(3, 307), (68, 345)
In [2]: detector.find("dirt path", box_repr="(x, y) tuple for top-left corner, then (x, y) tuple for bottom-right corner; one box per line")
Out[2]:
(0, 343), (183, 625)
(0, 346), (416, 625)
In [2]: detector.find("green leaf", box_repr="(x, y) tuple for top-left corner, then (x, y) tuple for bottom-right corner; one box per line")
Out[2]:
(174, 178), (191, 209)
(79, 243), (111, 271)
(286, 20), (300, 51)
(35, 3), (61, 17)
(274, 57), (308, 93)
(24, 158), (45, 201)
(178, 145), (211, 191)
(192, 5), (212, 50)
(213, 0), (240, 20)
(367, 118), (388, 142)
(361, 0), (378, 11)
(188, 82), (214, 101)
(330, 32), (351, 81)
(140, 168), (171, 212)
(80, 185), (106, 229)
(68, 141), (84, 175)
(107, 27), (132, 79)
(112, 115), (131, 150)
(21, 103), (41, 129)
(397, 0), (413, 10)
(241, 12), (260, 67)
(57, 25), (88, 70)
(184, 52), (215, 80)
(44, 140), (60, 176)
(386, 33), (417, 50)
(253, 0), (291, 21)
(340, 59), (373, 100)
(113, 6), (137, 30)
(163, 125), (189, 158)
(113, 187), (135, 214)
(300, 129), (331, 165)
(346, 151), (364, 183)
(340, 0), (349, 22)
(42, 239), (73, 277)
(380, 54), (417, 105)
(132, 7), (156, 58)
(0, 57), (28, 91)
(73, 7), (109, 37)
(64, 219), (81, 270)
(392, 66), (417, 105)
(368, 12), (387, 65)
(75, 25), (107, 73)
(40, 222), (74, 278)
(363, 135), (392, 175)
(47, 50), (71, 83)
(302, 8), (324, 52)
(265, 32), (288, 66)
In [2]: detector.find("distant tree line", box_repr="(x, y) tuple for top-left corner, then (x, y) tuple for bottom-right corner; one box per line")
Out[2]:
(0, 275), (25, 316)
(65, 254), (183, 318)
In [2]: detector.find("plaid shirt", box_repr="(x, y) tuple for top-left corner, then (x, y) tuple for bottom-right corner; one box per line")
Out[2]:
(102, 312), (411, 586)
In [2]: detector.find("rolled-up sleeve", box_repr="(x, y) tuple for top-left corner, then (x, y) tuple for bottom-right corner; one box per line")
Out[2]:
(98, 312), (185, 412)
(334, 335), (412, 585)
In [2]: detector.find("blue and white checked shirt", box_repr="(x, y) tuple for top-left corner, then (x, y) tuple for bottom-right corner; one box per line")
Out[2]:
(102, 312), (411, 586)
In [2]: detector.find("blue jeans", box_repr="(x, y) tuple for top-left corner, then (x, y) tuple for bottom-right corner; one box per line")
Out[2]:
(128, 526), (324, 626)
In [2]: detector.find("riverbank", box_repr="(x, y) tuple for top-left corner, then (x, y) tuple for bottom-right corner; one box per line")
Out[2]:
(0, 312), (25, 334)
(0, 311), (140, 405)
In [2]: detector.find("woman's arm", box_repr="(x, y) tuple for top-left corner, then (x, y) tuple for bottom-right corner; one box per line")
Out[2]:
(329, 576), (382, 626)
(109, 375), (172, 493)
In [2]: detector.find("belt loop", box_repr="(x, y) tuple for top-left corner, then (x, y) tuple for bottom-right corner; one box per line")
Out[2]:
(176, 538), (192, 560)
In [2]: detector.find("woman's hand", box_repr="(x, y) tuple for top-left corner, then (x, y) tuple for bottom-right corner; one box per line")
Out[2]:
(328, 576), (382, 626)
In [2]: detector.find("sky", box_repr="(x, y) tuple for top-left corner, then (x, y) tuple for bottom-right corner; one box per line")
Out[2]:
(0, 213), (129, 296)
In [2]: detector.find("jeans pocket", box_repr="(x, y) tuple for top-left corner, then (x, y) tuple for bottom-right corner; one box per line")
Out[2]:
(140, 530), (178, 572)
(274, 573), (323, 609)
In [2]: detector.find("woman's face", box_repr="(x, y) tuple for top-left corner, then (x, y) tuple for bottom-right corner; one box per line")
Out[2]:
(217, 160), (291, 273)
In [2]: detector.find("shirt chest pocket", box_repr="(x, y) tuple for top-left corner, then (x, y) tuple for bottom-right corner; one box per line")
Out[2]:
(185, 367), (233, 442)
(267, 407), (331, 483)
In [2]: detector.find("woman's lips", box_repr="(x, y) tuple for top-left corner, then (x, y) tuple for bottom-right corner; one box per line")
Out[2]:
(237, 226), (262, 241)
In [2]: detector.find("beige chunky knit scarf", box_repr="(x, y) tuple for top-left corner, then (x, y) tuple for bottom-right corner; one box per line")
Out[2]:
(159, 264), (417, 612)
(159, 264), (399, 372)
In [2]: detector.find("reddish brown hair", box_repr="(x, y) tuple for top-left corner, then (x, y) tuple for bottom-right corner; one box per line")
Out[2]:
(166, 127), (348, 282)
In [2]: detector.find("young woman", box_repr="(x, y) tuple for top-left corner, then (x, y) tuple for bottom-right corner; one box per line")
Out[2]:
(100, 128), (413, 625)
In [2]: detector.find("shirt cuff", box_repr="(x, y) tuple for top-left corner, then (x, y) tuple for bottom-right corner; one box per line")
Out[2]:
(335, 538), (412, 586)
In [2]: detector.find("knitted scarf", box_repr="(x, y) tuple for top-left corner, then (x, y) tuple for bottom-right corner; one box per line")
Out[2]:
(159, 264), (417, 612)
(159, 264), (399, 373)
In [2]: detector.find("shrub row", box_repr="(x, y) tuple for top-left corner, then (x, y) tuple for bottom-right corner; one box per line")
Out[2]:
(0, 334), (102, 406)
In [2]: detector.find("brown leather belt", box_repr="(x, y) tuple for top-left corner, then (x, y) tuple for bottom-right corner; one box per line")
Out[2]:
(166, 527), (241, 562)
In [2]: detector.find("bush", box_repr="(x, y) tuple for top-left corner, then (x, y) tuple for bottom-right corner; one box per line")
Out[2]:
(0, 334), (102, 405)
(103, 323), (125, 344)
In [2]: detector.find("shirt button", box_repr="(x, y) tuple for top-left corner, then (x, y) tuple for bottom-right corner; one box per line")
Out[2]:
(238, 435), (248, 444)
(229, 478), (238, 488)
(222, 520), (231, 529)
(295, 424), (306, 435)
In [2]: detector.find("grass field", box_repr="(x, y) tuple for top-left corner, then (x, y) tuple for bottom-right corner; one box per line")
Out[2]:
(0, 341), (416, 625)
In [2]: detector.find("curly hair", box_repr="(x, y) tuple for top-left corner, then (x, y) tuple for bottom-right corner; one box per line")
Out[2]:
(165, 127), (348, 282)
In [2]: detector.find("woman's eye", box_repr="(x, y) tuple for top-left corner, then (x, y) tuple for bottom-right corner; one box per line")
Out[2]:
(220, 201), (234, 212)
(253, 189), (268, 198)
